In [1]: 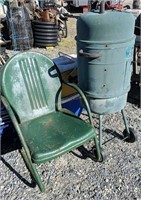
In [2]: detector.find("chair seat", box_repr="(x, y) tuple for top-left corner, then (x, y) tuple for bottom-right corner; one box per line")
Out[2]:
(20, 111), (95, 164)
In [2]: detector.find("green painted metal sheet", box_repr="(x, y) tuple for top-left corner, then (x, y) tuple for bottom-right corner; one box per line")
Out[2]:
(76, 10), (135, 114)
(1, 51), (62, 122)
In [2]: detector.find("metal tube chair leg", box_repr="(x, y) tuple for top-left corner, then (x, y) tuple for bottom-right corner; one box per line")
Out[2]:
(133, 46), (138, 75)
(1, 51), (104, 193)
(121, 109), (130, 134)
(93, 135), (102, 161)
(121, 109), (136, 143)
(99, 114), (103, 148)
(20, 148), (45, 192)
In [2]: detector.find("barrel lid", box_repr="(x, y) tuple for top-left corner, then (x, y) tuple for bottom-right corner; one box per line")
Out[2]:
(76, 10), (135, 43)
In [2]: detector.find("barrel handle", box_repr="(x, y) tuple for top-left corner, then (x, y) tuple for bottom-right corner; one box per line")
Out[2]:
(79, 49), (102, 59)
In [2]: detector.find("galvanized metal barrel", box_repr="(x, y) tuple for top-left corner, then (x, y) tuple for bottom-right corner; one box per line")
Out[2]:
(76, 10), (135, 114)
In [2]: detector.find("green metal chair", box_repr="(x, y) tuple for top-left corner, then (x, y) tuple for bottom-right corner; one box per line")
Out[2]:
(1, 51), (102, 192)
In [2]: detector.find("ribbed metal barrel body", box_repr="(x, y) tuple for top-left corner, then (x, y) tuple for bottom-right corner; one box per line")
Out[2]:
(76, 10), (135, 114)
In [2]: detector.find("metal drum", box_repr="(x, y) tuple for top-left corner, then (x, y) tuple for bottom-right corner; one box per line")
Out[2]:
(76, 10), (135, 114)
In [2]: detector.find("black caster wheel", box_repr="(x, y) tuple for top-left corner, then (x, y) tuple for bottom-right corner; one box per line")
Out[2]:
(123, 128), (137, 143)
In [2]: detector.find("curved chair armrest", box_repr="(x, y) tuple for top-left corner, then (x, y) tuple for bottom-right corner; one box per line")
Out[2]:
(61, 81), (93, 126)
(59, 107), (76, 116)
(1, 95), (31, 158)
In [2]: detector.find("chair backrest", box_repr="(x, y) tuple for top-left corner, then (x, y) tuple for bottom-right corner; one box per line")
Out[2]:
(1, 51), (62, 122)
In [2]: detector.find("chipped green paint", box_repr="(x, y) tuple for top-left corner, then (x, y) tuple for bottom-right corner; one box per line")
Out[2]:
(76, 10), (135, 114)
(1, 51), (102, 192)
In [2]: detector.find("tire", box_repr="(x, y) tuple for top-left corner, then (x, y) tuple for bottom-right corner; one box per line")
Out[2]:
(34, 42), (58, 47)
(123, 128), (137, 143)
(123, 5), (130, 9)
(32, 20), (58, 47)
(32, 20), (57, 25)
(58, 20), (68, 38)
(34, 29), (57, 34)
(133, 0), (140, 9)
(34, 35), (58, 40)
(34, 37), (57, 43)
(63, 20), (68, 38)
(33, 24), (58, 29)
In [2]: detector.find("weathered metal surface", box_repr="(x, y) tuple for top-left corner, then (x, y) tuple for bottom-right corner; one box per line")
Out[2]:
(1, 52), (61, 122)
(76, 10), (135, 114)
(1, 51), (102, 192)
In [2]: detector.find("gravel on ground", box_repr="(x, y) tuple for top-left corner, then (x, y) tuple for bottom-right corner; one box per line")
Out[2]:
(0, 1), (141, 199)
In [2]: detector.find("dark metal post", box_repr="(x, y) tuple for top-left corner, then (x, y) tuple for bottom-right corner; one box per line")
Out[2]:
(100, 0), (105, 14)
(133, 0), (140, 9)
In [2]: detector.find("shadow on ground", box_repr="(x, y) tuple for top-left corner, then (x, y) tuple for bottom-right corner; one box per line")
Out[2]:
(1, 125), (21, 155)
(128, 74), (140, 107)
(1, 156), (36, 188)
(0, 127), (37, 188)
